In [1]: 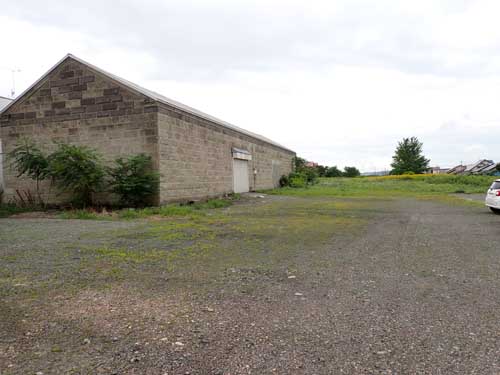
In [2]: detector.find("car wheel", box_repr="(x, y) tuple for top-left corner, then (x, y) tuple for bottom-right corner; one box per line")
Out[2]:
(489, 207), (500, 215)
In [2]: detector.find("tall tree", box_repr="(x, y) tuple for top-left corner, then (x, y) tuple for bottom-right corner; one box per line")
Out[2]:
(325, 166), (342, 177)
(293, 156), (307, 171)
(391, 137), (430, 175)
(316, 165), (328, 177)
(343, 166), (360, 177)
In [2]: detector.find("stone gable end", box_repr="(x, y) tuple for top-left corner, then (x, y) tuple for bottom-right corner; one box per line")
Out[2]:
(0, 57), (159, 204)
(0, 55), (295, 206)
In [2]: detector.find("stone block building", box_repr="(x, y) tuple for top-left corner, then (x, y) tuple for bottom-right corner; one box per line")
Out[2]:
(0, 54), (295, 204)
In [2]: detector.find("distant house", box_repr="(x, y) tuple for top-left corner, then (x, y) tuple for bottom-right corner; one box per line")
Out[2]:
(477, 163), (500, 176)
(428, 166), (450, 175)
(464, 159), (494, 175)
(448, 160), (496, 175)
(305, 161), (318, 168)
(447, 164), (467, 175)
(361, 170), (390, 176)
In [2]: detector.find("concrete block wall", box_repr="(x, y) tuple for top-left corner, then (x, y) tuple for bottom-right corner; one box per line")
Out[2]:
(0, 57), (159, 204)
(157, 106), (294, 203)
(0, 55), (295, 205)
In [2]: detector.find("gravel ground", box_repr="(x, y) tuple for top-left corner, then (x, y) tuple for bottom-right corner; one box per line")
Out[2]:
(452, 193), (486, 203)
(0, 196), (499, 374)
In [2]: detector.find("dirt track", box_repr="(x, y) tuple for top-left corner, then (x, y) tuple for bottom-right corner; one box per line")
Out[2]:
(1, 196), (499, 374)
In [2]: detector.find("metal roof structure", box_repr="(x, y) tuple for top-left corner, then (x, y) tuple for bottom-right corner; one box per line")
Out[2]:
(448, 160), (498, 175)
(463, 159), (494, 174)
(0, 54), (294, 153)
(447, 164), (466, 174)
(0, 96), (12, 112)
(474, 162), (498, 175)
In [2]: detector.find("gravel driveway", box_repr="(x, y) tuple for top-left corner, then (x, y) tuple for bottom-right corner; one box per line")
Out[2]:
(1, 196), (499, 374)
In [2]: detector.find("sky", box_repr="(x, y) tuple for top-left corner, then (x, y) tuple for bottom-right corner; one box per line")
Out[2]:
(2, 0), (500, 172)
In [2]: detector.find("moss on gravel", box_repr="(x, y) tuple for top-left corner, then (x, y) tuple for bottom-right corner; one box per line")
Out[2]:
(2, 186), (496, 374)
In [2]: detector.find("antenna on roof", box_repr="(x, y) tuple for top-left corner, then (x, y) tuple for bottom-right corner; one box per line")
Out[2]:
(10, 68), (21, 98)
(1, 66), (22, 98)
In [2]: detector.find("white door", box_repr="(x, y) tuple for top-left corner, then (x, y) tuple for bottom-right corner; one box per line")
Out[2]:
(233, 159), (249, 193)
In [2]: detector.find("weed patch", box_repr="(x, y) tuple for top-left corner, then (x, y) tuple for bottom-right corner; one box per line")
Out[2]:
(59, 209), (110, 220)
(54, 198), (235, 221)
(0, 204), (43, 218)
(90, 247), (168, 263)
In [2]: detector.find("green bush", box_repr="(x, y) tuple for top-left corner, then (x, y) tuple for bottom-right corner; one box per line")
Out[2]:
(48, 143), (105, 207)
(302, 167), (319, 185)
(280, 170), (315, 188)
(289, 173), (307, 188)
(108, 154), (160, 207)
(8, 138), (49, 203)
(279, 174), (290, 187)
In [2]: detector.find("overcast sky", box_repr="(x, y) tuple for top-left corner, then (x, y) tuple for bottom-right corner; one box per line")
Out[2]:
(2, 0), (500, 171)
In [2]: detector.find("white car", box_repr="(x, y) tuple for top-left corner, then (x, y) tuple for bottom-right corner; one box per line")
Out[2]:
(485, 179), (500, 214)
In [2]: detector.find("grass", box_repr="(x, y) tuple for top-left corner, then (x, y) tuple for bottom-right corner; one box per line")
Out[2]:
(0, 203), (38, 218)
(56, 198), (234, 220)
(59, 209), (108, 220)
(266, 174), (496, 198)
(3, 175), (491, 220)
(116, 198), (233, 219)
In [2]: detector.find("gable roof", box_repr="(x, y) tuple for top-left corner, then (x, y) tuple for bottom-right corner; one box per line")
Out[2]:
(464, 159), (494, 174)
(447, 164), (466, 174)
(0, 54), (294, 153)
(0, 95), (12, 112)
(478, 162), (498, 174)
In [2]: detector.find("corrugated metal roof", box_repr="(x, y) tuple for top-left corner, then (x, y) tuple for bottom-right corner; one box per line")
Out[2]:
(473, 162), (497, 174)
(1, 54), (294, 153)
(464, 159), (494, 173)
(447, 164), (466, 174)
(0, 96), (12, 112)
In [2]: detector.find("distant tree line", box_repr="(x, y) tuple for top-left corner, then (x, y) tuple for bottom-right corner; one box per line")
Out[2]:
(293, 157), (360, 178)
(280, 157), (360, 188)
(279, 136), (431, 189)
